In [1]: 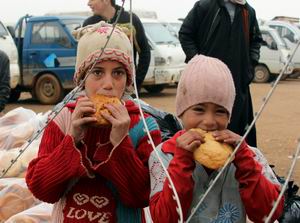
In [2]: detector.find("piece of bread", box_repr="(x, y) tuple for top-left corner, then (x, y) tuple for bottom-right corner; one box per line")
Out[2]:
(192, 129), (233, 170)
(0, 184), (36, 221)
(0, 150), (23, 177)
(90, 94), (121, 126)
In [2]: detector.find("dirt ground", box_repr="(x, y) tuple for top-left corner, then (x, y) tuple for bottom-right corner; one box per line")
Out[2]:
(5, 78), (300, 188)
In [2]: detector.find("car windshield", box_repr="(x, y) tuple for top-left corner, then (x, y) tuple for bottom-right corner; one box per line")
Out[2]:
(169, 22), (182, 34)
(143, 22), (179, 45)
(61, 19), (84, 34)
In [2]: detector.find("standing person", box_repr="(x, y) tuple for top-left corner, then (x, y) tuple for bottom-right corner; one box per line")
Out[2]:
(179, 0), (262, 147)
(148, 55), (284, 222)
(26, 22), (161, 222)
(84, 0), (151, 92)
(0, 50), (10, 117)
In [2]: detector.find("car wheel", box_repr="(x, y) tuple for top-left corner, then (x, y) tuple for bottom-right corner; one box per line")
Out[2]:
(34, 73), (63, 104)
(144, 84), (167, 94)
(254, 65), (270, 83)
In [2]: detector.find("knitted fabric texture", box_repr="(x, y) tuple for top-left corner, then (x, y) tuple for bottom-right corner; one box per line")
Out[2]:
(26, 100), (162, 223)
(73, 21), (133, 86)
(176, 55), (236, 117)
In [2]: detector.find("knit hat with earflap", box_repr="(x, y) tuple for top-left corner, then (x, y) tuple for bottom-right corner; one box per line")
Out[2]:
(72, 21), (133, 86)
(176, 55), (236, 118)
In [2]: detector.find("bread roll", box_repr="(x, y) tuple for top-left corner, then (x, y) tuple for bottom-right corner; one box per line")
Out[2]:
(192, 129), (233, 170)
(0, 150), (23, 177)
(90, 94), (121, 126)
(0, 184), (36, 221)
(11, 124), (34, 146)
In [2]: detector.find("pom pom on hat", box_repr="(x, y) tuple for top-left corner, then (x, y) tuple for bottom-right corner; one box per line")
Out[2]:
(73, 21), (133, 86)
(176, 55), (236, 118)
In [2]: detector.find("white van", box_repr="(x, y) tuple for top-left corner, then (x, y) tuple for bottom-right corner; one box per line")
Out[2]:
(254, 26), (294, 83)
(265, 20), (300, 74)
(141, 18), (185, 93)
(0, 20), (20, 89)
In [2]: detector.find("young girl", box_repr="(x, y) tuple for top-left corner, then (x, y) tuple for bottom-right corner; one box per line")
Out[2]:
(148, 55), (284, 223)
(26, 22), (161, 222)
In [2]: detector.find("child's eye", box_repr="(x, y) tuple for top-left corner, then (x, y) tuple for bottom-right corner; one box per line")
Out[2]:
(216, 108), (228, 115)
(112, 69), (126, 77)
(193, 106), (205, 113)
(90, 69), (104, 77)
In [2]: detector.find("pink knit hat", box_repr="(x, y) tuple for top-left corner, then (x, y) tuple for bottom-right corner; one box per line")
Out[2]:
(72, 21), (133, 86)
(176, 55), (236, 117)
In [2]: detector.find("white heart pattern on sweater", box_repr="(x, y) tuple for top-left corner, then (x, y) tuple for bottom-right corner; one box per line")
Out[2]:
(73, 193), (110, 209)
(90, 196), (109, 209)
(73, 193), (89, 205)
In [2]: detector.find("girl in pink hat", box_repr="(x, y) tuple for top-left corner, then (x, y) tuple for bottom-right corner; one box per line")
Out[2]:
(148, 55), (284, 223)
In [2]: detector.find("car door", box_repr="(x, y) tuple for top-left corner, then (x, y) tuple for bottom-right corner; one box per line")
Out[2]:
(260, 30), (281, 73)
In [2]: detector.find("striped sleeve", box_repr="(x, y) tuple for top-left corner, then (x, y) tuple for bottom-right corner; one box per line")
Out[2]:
(129, 115), (161, 165)
(25, 121), (89, 203)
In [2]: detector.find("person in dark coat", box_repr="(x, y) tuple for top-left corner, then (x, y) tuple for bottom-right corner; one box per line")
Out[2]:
(84, 0), (151, 92)
(179, 0), (262, 146)
(0, 50), (10, 116)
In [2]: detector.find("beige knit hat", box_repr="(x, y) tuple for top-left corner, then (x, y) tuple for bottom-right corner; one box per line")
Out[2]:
(72, 21), (133, 86)
(176, 55), (236, 117)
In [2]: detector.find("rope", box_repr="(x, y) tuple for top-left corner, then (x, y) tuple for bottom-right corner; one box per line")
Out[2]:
(127, 0), (183, 221)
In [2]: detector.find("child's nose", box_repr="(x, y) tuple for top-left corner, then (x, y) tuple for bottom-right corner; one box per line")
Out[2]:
(102, 74), (113, 90)
(202, 114), (216, 130)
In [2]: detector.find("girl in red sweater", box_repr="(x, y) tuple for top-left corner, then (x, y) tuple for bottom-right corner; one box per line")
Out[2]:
(148, 55), (284, 223)
(26, 22), (161, 222)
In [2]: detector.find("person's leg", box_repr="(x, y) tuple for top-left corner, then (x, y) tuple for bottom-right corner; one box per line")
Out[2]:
(228, 89), (257, 147)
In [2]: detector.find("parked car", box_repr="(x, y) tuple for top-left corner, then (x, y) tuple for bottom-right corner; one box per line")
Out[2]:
(0, 19), (20, 94)
(254, 26), (294, 83)
(265, 20), (300, 75)
(141, 18), (185, 93)
(11, 15), (85, 104)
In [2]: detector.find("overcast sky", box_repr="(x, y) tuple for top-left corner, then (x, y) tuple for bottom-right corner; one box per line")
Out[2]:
(0, 0), (298, 24)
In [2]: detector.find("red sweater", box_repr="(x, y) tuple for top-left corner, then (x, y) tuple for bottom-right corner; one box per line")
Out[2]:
(26, 100), (161, 222)
(149, 130), (284, 223)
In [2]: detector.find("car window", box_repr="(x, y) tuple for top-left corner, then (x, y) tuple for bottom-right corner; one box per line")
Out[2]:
(143, 22), (179, 45)
(0, 21), (8, 36)
(262, 30), (288, 49)
(281, 27), (296, 43)
(169, 22), (182, 34)
(269, 25), (283, 36)
(61, 19), (84, 34)
(261, 31), (276, 47)
(31, 21), (72, 48)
